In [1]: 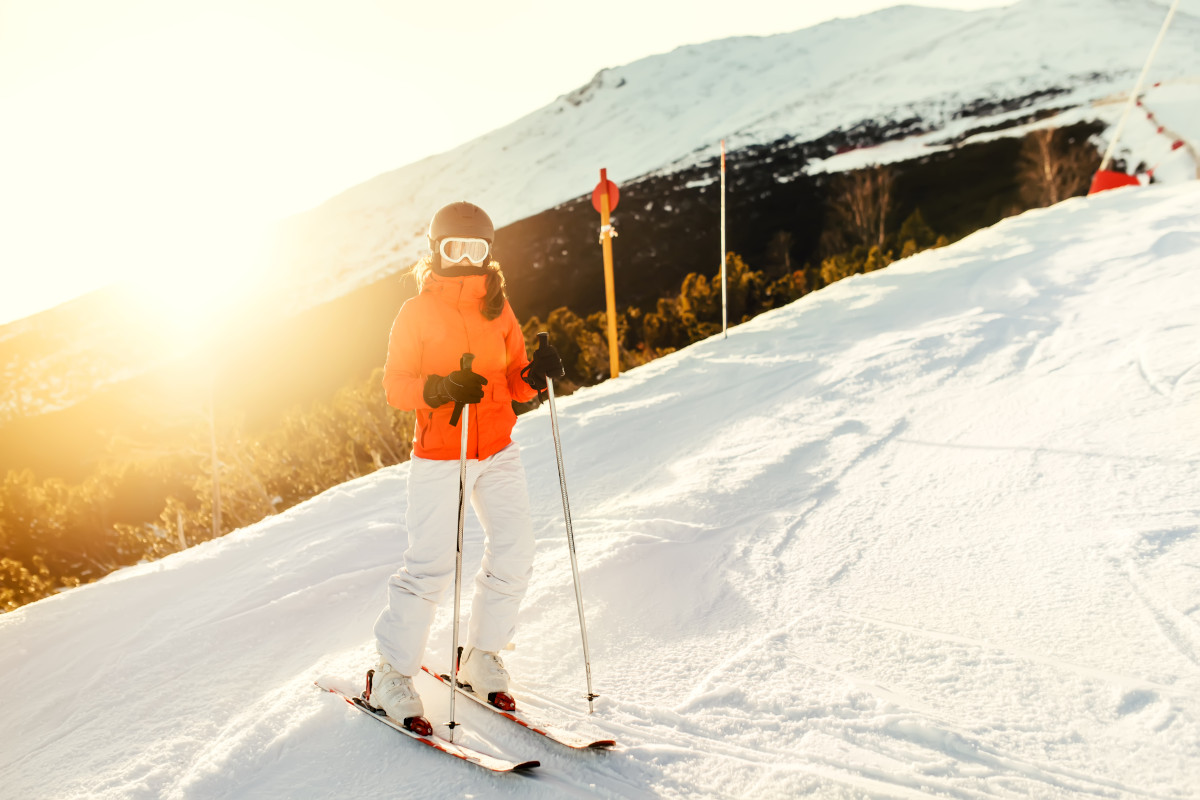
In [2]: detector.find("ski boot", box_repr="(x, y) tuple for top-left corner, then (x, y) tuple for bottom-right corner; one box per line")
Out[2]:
(458, 647), (516, 711)
(363, 662), (433, 736)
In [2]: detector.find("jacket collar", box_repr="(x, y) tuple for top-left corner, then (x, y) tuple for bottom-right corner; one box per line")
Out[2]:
(422, 271), (488, 306)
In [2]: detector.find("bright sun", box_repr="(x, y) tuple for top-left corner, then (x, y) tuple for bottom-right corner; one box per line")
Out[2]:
(124, 219), (271, 342)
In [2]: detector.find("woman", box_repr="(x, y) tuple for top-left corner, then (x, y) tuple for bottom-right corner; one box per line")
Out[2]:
(368, 201), (563, 733)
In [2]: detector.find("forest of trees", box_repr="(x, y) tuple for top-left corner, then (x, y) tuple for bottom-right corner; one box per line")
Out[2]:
(1, 372), (415, 611)
(0, 126), (1102, 611)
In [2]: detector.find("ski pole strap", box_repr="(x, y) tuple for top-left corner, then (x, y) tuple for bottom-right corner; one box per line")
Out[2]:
(448, 352), (475, 427)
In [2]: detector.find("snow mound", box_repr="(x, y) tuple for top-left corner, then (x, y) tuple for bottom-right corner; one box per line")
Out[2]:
(3, 183), (1199, 797)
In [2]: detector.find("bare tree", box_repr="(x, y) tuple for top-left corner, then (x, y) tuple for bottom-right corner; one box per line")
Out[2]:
(821, 165), (896, 254)
(1017, 127), (1101, 208)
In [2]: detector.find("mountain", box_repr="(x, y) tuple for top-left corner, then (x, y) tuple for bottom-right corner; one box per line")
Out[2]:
(2, 181), (1197, 798)
(271, 0), (1200, 310)
(2, 0), (1198, 474)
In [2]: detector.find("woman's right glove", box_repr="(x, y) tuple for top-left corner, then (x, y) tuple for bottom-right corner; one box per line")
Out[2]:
(424, 368), (488, 407)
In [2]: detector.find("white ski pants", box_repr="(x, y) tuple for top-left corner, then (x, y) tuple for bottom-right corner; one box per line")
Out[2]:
(374, 442), (535, 677)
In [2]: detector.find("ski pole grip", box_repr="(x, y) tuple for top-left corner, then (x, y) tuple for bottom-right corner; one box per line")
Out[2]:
(449, 352), (475, 427)
(535, 332), (553, 397)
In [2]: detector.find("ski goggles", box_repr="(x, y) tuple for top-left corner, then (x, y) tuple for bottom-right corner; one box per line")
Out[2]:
(438, 237), (491, 264)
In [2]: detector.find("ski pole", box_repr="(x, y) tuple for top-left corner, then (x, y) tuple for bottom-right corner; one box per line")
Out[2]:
(447, 352), (473, 740)
(537, 333), (598, 713)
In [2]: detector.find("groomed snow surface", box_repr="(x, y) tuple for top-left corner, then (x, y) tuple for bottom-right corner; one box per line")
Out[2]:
(3, 184), (1199, 798)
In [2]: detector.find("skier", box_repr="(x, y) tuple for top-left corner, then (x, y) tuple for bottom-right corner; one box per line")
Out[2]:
(369, 201), (564, 732)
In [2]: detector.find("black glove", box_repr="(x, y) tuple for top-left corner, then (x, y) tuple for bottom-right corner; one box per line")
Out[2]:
(521, 342), (564, 392)
(424, 369), (487, 407)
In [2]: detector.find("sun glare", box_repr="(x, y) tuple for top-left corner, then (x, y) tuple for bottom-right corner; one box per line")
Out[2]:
(125, 221), (271, 343)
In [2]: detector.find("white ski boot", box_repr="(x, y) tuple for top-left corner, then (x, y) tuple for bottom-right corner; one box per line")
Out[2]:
(366, 660), (432, 735)
(458, 647), (516, 711)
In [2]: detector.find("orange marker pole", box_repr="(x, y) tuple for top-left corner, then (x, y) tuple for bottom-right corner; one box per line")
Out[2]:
(599, 168), (619, 379)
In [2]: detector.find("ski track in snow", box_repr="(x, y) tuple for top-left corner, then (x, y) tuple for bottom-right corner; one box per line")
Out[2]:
(3, 185), (1200, 798)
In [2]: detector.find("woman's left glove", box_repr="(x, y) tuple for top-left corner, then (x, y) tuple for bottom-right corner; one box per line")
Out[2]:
(521, 342), (565, 392)
(424, 369), (488, 407)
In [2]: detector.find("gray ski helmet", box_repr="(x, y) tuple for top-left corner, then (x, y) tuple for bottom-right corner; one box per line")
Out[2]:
(428, 201), (494, 249)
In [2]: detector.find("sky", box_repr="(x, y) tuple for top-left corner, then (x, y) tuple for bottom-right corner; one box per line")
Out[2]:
(0, 0), (1044, 325)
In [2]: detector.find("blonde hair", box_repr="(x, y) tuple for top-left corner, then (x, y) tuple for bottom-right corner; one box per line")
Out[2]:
(410, 255), (507, 321)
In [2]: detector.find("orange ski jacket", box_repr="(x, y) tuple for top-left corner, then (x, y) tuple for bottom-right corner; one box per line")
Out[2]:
(383, 272), (537, 461)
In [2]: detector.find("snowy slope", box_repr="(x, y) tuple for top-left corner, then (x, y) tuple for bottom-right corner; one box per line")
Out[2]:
(272, 0), (1200, 311)
(3, 183), (1199, 798)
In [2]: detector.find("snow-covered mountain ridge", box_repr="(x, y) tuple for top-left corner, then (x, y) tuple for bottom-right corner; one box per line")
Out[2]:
(3, 182), (1198, 798)
(273, 0), (1200, 310)
(4, 0), (1198, 428)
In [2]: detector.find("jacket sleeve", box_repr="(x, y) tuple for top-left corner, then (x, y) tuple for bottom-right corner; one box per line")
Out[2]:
(382, 302), (432, 411)
(504, 303), (538, 404)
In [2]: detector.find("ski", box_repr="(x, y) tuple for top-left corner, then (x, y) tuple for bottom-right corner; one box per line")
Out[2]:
(421, 665), (616, 750)
(315, 678), (540, 773)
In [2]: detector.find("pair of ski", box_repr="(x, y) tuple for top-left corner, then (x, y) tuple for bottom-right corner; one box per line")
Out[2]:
(323, 343), (601, 773)
(317, 669), (614, 774)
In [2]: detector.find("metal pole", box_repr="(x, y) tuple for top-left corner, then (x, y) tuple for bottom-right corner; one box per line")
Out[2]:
(447, 353), (474, 740)
(541, 359), (596, 713)
(720, 139), (728, 339)
(1099, 0), (1181, 172)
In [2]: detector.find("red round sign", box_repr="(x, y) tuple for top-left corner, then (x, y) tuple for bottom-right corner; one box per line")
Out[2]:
(591, 179), (619, 213)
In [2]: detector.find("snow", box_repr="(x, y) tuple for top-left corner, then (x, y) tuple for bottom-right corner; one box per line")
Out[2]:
(272, 0), (1200, 313)
(3, 183), (1199, 798)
